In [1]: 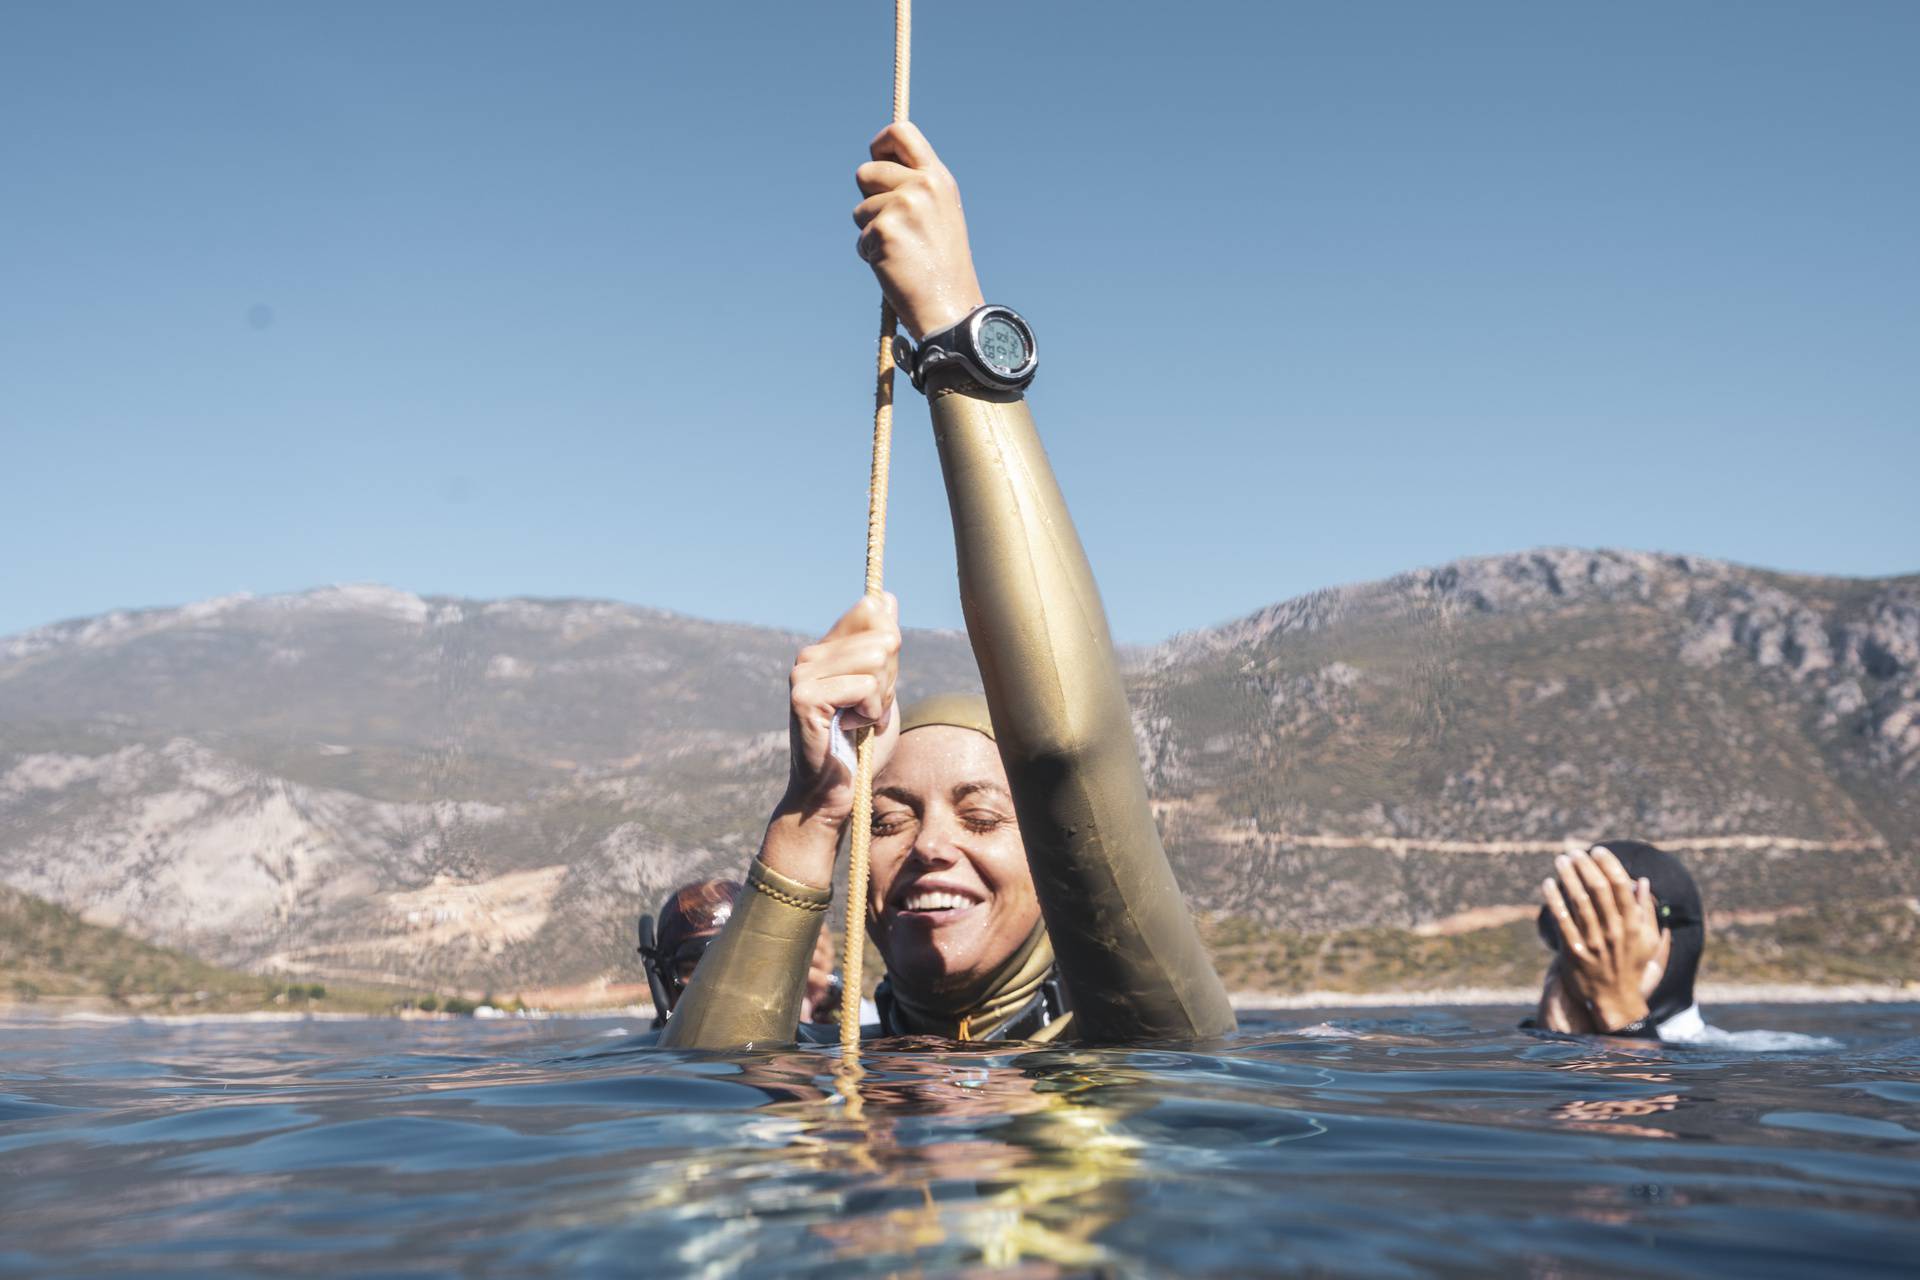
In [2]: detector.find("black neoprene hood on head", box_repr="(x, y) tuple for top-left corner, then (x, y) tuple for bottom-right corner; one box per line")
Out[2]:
(655, 879), (742, 963)
(1536, 839), (1705, 1025)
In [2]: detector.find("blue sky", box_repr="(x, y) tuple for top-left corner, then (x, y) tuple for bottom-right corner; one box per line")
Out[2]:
(3, 2), (1915, 644)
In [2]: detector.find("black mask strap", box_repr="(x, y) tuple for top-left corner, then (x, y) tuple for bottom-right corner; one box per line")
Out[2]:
(637, 914), (674, 1028)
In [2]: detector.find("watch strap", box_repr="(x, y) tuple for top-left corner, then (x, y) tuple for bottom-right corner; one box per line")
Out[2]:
(893, 321), (969, 393)
(1600, 1013), (1661, 1039)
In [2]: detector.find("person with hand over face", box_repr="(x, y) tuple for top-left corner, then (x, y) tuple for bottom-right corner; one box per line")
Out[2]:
(1533, 840), (1709, 1041)
(663, 124), (1234, 1047)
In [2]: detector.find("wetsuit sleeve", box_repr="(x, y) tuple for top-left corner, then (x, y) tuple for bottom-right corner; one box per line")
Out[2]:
(928, 385), (1237, 1042)
(658, 860), (829, 1049)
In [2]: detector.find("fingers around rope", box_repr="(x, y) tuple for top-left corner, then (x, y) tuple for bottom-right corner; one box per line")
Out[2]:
(816, 592), (900, 643)
(869, 120), (940, 169)
(852, 189), (887, 230)
(856, 160), (916, 198)
(854, 179), (939, 229)
(806, 671), (893, 727)
(795, 637), (896, 687)
(810, 594), (898, 660)
(801, 673), (880, 722)
(793, 608), (898, 696)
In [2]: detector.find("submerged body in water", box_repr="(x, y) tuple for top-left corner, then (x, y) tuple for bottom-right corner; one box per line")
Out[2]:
(3, 1004), (1914, 1277)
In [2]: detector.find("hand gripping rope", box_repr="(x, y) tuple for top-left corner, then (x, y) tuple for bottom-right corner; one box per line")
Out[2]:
(841, 0), (911, 1064)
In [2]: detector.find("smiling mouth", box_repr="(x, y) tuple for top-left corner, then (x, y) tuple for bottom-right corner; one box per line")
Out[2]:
(893, 887), (983, 922)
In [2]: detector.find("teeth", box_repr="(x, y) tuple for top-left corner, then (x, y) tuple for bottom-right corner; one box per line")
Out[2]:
(903, 890), (975, 913)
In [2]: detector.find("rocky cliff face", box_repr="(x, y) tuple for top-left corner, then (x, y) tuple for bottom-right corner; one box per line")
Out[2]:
(1138, 549), (1917, 933)
(0, 587), (980, 992)
(1, 550), (1913, 991)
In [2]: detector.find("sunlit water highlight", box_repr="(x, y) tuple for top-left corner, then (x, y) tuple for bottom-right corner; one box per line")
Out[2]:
(2, 1006), (1916, 1277)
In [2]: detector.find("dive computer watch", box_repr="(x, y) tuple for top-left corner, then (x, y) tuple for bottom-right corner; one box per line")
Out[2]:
(894, 304), (1037, 393)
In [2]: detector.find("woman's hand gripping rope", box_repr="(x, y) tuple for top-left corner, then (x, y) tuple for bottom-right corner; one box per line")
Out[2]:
(757, 594), (901, 897)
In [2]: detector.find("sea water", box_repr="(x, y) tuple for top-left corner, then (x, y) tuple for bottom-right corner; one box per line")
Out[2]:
(2, 1005), (1915, 1277)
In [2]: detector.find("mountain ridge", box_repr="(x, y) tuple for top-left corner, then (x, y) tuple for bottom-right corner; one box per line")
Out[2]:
(9, 545), (1911, 661)
(2, 547), (1913, 993)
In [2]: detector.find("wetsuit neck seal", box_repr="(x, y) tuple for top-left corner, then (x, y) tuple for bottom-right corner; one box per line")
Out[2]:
(875, 969), (1067, 1042)
(872, 920), (1069, 1041)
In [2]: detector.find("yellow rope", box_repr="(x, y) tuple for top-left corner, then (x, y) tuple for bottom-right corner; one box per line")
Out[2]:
(840, 0), (910, 1062)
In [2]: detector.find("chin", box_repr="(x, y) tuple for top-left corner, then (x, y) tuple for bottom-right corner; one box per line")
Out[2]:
(882, 925), (989, 995)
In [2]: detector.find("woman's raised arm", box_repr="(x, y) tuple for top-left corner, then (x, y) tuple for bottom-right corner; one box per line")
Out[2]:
(860, 122), (1235, 1042)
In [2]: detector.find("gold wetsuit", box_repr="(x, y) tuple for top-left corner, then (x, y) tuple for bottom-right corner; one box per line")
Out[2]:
(663, 384), (1236, 1047)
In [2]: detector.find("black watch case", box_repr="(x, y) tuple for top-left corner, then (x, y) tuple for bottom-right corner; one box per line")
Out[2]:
(895, 305), (1037, 392)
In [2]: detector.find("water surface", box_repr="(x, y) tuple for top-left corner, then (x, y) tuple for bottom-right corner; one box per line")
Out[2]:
(2, 1005), (1916, 1277)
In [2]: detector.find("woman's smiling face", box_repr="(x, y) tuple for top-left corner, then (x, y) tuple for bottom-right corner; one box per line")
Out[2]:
(867, 725), (1040, 998)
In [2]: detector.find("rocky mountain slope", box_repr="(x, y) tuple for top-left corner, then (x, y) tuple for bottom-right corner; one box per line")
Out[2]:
(0, 587), (980, 993)
(1, 551), (1913, 993)
(1137, 549), (1919, 938)
(0, 881), (392, 1014)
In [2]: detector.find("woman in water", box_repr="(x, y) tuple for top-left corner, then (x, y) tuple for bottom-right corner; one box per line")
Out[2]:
(663, 122), (1235, 1047)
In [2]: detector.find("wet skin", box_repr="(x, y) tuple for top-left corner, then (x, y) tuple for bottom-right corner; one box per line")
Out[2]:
(867, 726), (1042, 999)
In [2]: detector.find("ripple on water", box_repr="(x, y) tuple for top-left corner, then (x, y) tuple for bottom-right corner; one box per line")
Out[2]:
(0, 1004), (1916, 1277)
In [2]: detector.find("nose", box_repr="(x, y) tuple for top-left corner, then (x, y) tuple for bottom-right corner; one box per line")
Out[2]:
(906, 812), (966, 871)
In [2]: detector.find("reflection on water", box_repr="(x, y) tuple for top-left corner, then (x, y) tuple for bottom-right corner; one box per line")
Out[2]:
(1, 1006), (1916, 1277)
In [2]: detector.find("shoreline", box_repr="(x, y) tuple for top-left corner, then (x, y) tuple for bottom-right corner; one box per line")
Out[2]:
(1231, 982), (1920, 1009)
(0, 1004), (658, 1026)
(6, 982), (1916, 1025)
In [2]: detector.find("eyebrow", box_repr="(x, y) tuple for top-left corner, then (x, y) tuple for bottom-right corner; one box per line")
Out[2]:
(873, 780), (1012, 807)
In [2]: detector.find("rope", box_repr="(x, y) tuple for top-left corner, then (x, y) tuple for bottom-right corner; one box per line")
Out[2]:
(840, 0), (910, 1062)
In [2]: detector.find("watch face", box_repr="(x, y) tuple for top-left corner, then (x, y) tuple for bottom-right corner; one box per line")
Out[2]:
(976, 315), (1030, 375)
